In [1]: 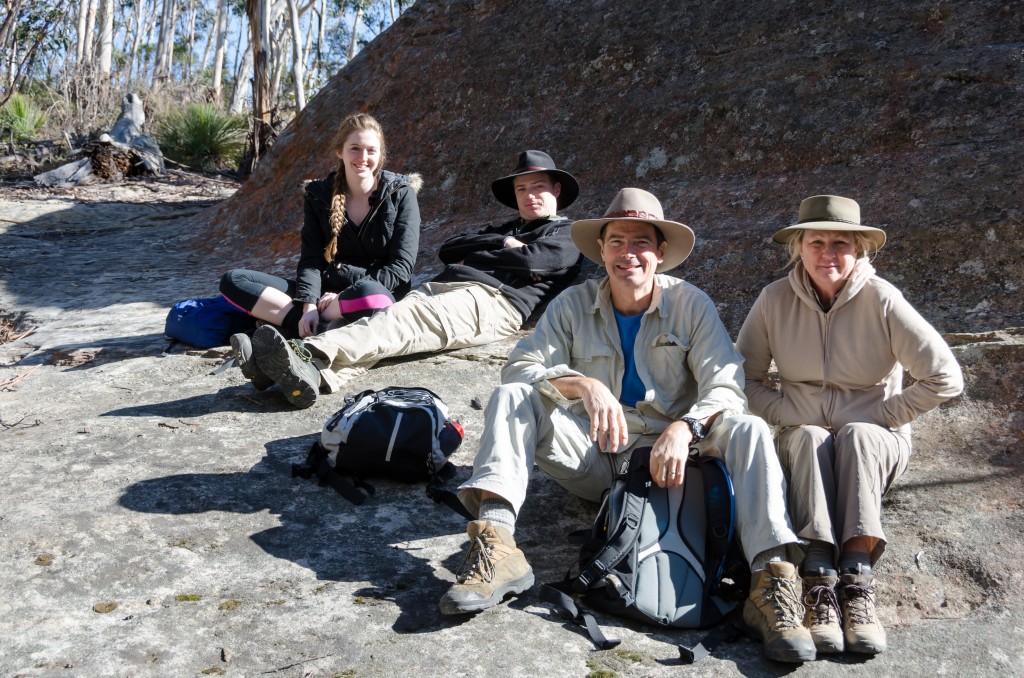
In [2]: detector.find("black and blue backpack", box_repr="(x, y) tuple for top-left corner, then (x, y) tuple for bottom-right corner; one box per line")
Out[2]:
(543, 445), (748, 662)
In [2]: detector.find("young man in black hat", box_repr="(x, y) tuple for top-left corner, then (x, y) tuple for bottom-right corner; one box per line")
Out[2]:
(241, 150), (583, 408)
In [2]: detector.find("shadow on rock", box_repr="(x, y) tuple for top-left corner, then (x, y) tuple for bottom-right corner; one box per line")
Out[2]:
(118, 431), (469, 634)
(19, 333), (171, 367)
(103, 385), (293, 417)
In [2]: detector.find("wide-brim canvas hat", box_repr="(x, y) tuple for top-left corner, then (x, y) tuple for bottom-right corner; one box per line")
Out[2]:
(570, 188), (695, 273)
(772, 195), (886, 251)
(491, 150), (579, 210)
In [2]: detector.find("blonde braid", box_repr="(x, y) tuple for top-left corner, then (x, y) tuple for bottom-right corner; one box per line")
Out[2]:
(325, 163), (348, 263)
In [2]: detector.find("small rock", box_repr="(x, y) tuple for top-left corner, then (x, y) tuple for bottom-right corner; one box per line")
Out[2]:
(93, 602), (118, 613)
(34, 553), (54, 566)
(470, 397), (483, 410)
(220, 647), (232, 662)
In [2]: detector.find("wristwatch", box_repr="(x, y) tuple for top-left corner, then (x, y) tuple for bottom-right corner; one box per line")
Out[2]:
(681, 416), (707, 443)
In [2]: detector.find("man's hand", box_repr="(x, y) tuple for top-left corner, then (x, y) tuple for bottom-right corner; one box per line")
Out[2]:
(503, 236), (528, 248)
(551, 376), (628, 453)
(298, 303), (319, 337)
(648, 420), (693, 488)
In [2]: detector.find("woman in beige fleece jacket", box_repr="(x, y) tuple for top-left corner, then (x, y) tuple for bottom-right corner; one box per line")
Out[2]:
(735, 195), (963, 658)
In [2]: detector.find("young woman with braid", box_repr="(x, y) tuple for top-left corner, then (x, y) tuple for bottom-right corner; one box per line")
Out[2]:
(220, 113), (421, 389)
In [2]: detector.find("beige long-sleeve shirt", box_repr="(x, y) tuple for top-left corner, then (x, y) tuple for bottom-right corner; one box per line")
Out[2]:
(735, 261), (963, 434)
(502, 275), (747, 436)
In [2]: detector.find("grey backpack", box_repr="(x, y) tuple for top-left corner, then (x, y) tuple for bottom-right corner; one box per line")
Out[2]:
(543, 446), (748, 661)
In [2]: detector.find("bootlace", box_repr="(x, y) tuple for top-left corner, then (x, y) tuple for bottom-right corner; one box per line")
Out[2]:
(456, 533), (496, 584)
(763, 575), (805, 628)
(804, 583), (841, 625)
(287, 339), (314, 363)
(843, 581), (877, 625)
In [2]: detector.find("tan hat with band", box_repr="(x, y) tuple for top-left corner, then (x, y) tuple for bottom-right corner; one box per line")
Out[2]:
(772, 195), (886, 250)
(570, 188), (695, 273)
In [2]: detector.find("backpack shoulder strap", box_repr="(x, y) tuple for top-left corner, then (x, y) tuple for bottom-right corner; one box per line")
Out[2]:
(699, 455), (735, 589)
(291, 441), (375, 505)
(540, 582), (621, 650)
(572, 447), (651, 592)
(425, 463), (474, 521)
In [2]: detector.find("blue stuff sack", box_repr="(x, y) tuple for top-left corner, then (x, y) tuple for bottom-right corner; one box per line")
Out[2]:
(164, 296), (256, 348)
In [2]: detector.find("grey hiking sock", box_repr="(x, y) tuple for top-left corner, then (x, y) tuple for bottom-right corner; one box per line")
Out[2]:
(751, 545), (788, 572)
(840, 553), (872, 576)
(478, 497), (516, 535)
(803, 540), (838, 576)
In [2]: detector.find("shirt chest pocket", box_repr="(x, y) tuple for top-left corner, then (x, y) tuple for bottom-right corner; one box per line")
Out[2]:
(570, 340), (617, 378)
(648, 333), (691, 392)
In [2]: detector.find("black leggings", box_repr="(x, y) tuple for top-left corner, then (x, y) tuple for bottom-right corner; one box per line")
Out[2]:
(220, 269), (396, 339)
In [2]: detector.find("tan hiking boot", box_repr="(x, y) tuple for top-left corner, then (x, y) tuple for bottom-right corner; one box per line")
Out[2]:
(803, 572), (843, 654)
(438, 520), (534, 615)
(742, 561), (816, 663)
(840, 570), (887, 654)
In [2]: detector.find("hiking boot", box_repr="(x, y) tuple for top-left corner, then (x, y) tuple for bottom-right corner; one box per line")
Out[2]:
(840, 569), (887, 654)
(230, 332), (272, 391)
(438, 520), (534, 615)
(251, 325), (321, 409)
(803, 571), (843, 654)
(742, 561), (816, 663)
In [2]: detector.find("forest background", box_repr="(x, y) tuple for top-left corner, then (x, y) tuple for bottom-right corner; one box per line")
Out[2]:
(0, 0), (414, 171)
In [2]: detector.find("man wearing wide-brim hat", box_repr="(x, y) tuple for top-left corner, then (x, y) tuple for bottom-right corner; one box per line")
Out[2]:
(440, 188), (816, 663)
(246, 150), (584, 408)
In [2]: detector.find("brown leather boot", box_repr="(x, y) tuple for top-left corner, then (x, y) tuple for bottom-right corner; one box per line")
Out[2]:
(742, 561), (817, 663)
(438, 520), (534, 615)
(840, 570), (887, 654)
(803, 572), (844, 653)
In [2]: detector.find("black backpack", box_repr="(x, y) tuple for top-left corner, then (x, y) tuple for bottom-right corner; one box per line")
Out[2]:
(543, 446), (749, 662)
(291, 386), (469, 515)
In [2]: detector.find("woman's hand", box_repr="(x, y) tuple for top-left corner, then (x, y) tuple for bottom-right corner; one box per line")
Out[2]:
(317, 292), (342, 322)
(298, 303), (319, 337)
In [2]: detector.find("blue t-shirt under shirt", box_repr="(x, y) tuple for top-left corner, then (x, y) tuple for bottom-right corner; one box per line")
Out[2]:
(614, 309), (646, 407)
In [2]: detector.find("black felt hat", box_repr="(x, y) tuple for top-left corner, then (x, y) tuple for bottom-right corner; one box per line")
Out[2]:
(490, 150), (579, 210)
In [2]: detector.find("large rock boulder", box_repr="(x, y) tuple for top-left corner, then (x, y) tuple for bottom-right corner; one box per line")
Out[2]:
(197, 0), (1021, 335)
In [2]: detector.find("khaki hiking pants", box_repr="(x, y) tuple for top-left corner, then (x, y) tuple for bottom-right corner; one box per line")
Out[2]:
(459, 382), (800, 566)
(306, 281), (522, 393)
(776, 423), (911, 564)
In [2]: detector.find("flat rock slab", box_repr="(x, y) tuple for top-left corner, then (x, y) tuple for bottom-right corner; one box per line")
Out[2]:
(1, 177), (1022, 677)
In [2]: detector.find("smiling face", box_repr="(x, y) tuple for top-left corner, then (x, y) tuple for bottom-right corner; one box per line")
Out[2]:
(799, 229), (859, 301)
(599, 220), (666, 308)
(512, 172), (561, 220)
(336, 128), (382, 183)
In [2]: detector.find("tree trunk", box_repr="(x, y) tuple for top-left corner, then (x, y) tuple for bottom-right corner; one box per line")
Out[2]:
(83, 0), (97, 63)
(184, 0), (196, 81)
(75, 0), (89, 66)
(300, 7), (315, 94)
(1, 0), (24, 56)
(269, 24), (289, 107)
(97, 0), (114, 78)
(285, 0), (305, 110)
(347, 4), (362, 62)
(153, 0), (177, 88)
(211, 0), (229, 106)
(228, 42), (253, 114)
(315, 0), (325, 87)
(244, 0), (274, 172)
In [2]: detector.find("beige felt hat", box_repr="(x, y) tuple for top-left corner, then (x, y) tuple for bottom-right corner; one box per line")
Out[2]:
(772, 195), (886, 250)
(570, 188), (695, 273)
